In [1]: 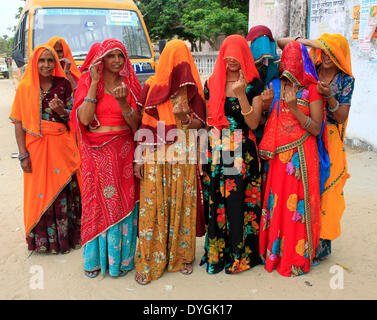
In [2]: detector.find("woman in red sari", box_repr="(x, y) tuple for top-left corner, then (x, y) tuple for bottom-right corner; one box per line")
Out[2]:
(259, 41), (325, 277)
(72, 39), (141, 278)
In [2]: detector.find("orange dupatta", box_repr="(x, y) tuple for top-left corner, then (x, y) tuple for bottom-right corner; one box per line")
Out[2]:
(309, 33), (353, 78)
(139, 39), (205, 146)
(47, 36), (82, 83)
(309, 33), (354, 240)
(9, 45), (81, 236)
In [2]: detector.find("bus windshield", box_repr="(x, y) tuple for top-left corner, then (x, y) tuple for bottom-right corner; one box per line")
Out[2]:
(33, 8), (152, 59)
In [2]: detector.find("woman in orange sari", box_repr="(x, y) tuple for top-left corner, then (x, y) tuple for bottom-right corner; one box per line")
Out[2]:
(259, 41), (325, 277)
(278, 34), (355, 261)
(47, 37), (81, 90)
(9, 44), (82, 254)
(133, 39), (206, 285)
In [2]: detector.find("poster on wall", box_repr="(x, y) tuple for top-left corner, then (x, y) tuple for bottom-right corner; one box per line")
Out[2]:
(358, 0), (377, 53)
(308, 0), (347, 39)
(359, 1), (377, 40)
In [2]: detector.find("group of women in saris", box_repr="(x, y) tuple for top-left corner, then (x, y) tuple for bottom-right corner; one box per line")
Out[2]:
(10, 25), (355, 282)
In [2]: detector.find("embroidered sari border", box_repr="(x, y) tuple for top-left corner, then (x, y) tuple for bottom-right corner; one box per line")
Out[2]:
(298, 144), (314, 264)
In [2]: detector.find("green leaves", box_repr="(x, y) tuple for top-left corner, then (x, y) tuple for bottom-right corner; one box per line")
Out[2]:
(137, 0), (248, 50)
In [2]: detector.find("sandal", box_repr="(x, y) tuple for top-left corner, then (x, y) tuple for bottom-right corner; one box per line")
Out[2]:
(119, 270), (129, 277)
(180, 263), (193, 275)
(84, 270), (100, 278)
(135, 272), (149, 285)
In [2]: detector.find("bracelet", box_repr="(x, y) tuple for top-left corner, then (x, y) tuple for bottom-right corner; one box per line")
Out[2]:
(84, 97), (97, 104)
(59, 109), (70, 120)
(324, 91), (334, 99)
(122, 108), (135, 118)
(18, 152), (30, 161)
(328, 100), (340, 113)
(294, 36), (301, 41)
(303, 116), (312, 129)
(241, 105), (254, 116)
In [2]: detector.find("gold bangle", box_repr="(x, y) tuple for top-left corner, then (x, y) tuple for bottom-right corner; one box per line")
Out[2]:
(241, 105), (254, 116)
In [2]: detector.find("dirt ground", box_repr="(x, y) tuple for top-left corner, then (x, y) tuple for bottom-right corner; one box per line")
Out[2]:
(0, 78), (376, 300)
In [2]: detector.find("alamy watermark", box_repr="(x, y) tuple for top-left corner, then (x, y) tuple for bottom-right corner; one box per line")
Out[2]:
(134, 122), (243, 176)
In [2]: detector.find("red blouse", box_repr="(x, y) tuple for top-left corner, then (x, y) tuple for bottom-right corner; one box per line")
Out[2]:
(93, 93), (129, 127)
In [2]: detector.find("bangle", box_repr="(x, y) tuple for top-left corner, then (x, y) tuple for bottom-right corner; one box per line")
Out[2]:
(324, 91), (334, 99)
(18, 152), (30, 161)
(295, 36), (301, 41)
(303, 116), (312, 129)
(241, 105), (254, 116)
(328, 100), (340, 113)
(84, 97), (97, 104)
(122, 108), (135, 118)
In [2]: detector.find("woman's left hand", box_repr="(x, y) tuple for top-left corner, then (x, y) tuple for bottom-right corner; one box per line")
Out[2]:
(284, 84), (298, 110)
(60, 58), (71, 74)
(232, 70), (247, 98)
(49, 94), (66, 115)
(317, 81), (332, 97)
(113, 82), (129, 103)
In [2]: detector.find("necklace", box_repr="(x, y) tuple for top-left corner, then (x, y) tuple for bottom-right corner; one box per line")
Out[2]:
(104, 77), (122, 94)
(40, 79), (53, 99)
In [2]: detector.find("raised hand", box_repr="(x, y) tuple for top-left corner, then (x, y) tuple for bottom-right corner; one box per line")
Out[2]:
(113, 82), (129, 103)
(60, 58), (71, 73)
(317, 81), (332, 98)
(261, 82), (275, 111)
(89, 61), (101, 84)
(49, 94), (66, 115)
(284, 83), (298, 110)
(172, 89), (190, 122)
(232, 70), (247, 98)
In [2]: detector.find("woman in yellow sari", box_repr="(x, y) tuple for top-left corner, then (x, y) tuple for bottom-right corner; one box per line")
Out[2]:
(278, 33), (355, 261)
(133, 40), (206, 285)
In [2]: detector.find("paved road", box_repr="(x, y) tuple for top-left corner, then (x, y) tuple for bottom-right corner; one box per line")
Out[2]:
(0, 78), (376, 300)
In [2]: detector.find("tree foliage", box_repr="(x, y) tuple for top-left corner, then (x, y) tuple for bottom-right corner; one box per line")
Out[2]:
(0, 37), (14, 55)
(136, 0), (248, 50)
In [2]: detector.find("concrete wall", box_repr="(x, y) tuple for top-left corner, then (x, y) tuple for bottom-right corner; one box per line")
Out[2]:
(344, 0), (377, 151)
(248, 0), (290, 39)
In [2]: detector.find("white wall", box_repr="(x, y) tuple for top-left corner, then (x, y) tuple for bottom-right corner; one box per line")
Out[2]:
(343, 0), (377, 150)
(248, 0), (290, 39)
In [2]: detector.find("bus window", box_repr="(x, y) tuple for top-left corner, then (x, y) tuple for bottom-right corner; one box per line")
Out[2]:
(24, 14), (29, 62)
(32, 8), (152, 60)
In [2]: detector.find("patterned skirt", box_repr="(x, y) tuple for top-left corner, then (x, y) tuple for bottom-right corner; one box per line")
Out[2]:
(83, 204), (138, 276)
(135, 160), (197, 282)
(26, 174), (81, 254)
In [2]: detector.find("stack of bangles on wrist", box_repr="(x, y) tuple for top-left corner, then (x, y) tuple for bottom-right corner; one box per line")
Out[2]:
(122, 108), (135, 118)
(18, 152), (30, 161)
(84, 97), (97, 104)
(303, 116), (311, 129)
(328, 100), (340, 113)
(241, 105), (254, 116)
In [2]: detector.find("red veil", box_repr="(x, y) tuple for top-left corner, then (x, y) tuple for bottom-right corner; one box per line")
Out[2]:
(206, 34), (260, 130)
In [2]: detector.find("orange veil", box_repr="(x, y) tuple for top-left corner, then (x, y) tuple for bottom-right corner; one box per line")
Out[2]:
(47, 36), (82, 83)
(9, 45), (81, 237)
